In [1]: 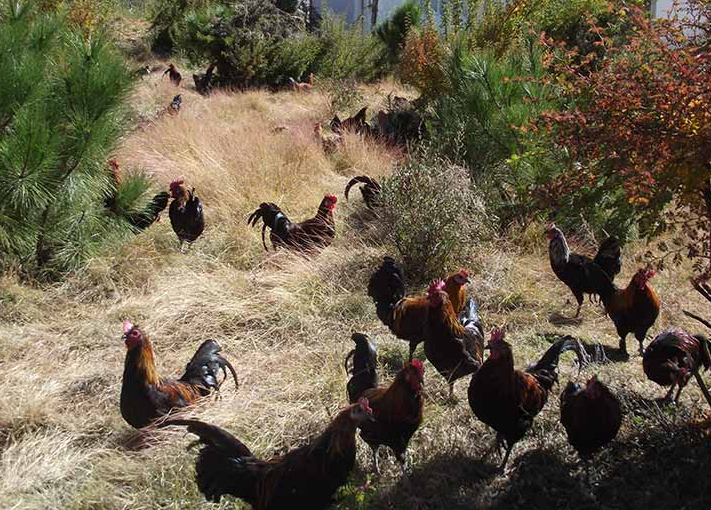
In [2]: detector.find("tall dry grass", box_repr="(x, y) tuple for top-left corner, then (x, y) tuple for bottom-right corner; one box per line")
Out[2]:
(1, 72), (710, 510)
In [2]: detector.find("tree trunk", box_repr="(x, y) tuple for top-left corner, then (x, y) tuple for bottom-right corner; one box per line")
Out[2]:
(371, 0), (379, 30)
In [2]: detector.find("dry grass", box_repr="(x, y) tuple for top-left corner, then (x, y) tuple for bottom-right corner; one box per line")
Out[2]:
(1, 71), (711, 510)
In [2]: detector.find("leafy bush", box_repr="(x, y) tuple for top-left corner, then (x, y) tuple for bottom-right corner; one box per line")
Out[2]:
(150, 0), (212, 54)
(322, 78), (365, 116)
(431, 37), (557, 226)
(311, 17), (386, 82)
(376, 0), (421, 65)
(380, 149), (490, 281)
(0, 1), (151, 278)
(398, 26), (447, 101)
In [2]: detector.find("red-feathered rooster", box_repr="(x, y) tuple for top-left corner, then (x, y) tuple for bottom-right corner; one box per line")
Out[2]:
(367, 256), (471, 361)
(120, 321), (238, 429)
(560, 375), (622, 463)
(160, 398), (374, 509)
(468, 329), (588, 470)
(545, 223), (622, 317)
(424, 280), (485, 397)
(594, 268), (661, 355)
(169, 179), (205, 251)
(643, 328), (711, 403)
(331, 107), (369, 135)
(247, 195), (337, 252)
(353, 360), (425, 475)
(344, 175), (381, 210)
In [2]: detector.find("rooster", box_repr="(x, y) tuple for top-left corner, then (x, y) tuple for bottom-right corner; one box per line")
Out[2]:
(331, 107), (369, 135)
(424, 280), (485, 397)
(468, 329), (588, 470)
(288, 74), (313, 93)
(168, 94), (182, 115)
(643, 328), (711, 403)
(545, 223), (621, 317)
(594, 268), (661, 355)
(354, 360), (425, 475)
(247, 195), (337, 252)
(560, 376), (622, 465)
(120, 321), (238, 429)
(367, 257), (471, 360)
(345, 333), (379, 404)
(169, 179), (205, 251)
(344, 175), (381, 210)
(163, 63), (182, 86)
(160, 398), (374, 509)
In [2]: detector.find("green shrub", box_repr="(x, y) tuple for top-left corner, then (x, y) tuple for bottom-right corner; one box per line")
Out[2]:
(431, 37), (557, 226)
(376, 0), (421, 65)
(0, 1), (151, 278)
(380, 149), (490, 282)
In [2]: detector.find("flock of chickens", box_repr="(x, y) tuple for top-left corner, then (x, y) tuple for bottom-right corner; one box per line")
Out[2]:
(110, 66), (711, 509)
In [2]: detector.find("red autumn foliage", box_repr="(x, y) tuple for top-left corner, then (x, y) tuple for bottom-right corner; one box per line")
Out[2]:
(537, 0), (711, 274)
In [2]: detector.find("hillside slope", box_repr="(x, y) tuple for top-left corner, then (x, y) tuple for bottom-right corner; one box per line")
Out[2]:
(1, 75), (710, 510)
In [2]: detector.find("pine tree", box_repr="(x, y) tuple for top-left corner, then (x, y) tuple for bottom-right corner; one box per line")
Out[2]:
(0, 0), (151, 278)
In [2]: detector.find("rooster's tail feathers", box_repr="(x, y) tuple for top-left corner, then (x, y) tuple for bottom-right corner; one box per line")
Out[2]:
(344, 175), (380, 200)
(526, 336), (590, 390)
(367, 256), (406, 313)
(180, 339), (238, 391)
(594, 236), (622, 279)
(159, 419), (255, 503)
(460, 297), (484, 339)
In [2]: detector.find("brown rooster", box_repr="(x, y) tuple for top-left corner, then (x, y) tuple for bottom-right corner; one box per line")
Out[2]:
(163, 63), (182, 86)
(160, 398), (374, 509)
(344, 175), (381, 210)
(331, 107), (369, 135)
(643, 328), (711, 403)
(120, 321), (238, 429)
(247, 195), (337, 252)
(355, 360), (425, 475)
(169, 179), (205, 251)
(560, 376), (622, 466)
(545, 223), (621, 317)
(594, 268), (661, 355)
(424, 279), (485, 397)
(367, 257), (471, 360)
(468, 329), (588, 470)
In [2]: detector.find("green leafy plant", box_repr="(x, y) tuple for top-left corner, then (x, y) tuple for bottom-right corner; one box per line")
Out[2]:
(380, 149), (490, 281)
(376, 0), (421, 65)
(0, 0), (152, 278)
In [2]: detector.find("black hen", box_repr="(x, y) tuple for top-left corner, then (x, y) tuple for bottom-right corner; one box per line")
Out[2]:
(367, 256), (406, 327)
(344, 175), (381, 210)
(545, 222), (622, 317)
(169, 179), (205, 250)
(345, 333), (379, 403)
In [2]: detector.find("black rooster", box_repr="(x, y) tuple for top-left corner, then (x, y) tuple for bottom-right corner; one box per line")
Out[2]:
(169, 94), (182, 115)
(169, 179), (205, 251)
(344, 175), (381, 210)
(345, 333), (379, 403)
(545, 222), (621, 317)
(128, 191), (170, 230)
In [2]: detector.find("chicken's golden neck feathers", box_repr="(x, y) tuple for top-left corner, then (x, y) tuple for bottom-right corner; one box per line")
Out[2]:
(131, 336), (160, 385)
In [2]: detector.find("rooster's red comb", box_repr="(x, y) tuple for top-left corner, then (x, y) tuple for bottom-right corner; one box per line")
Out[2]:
(325, 194), (338, 204)
(459, 270), (469, 278)
(490, 327), (505, 342)
(357, 397), (373, 415)
(123, 320), (134, 335)
(427, 279), (445, 295)
(545, 222), (556, 231)
(411, 358), (425, 377)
